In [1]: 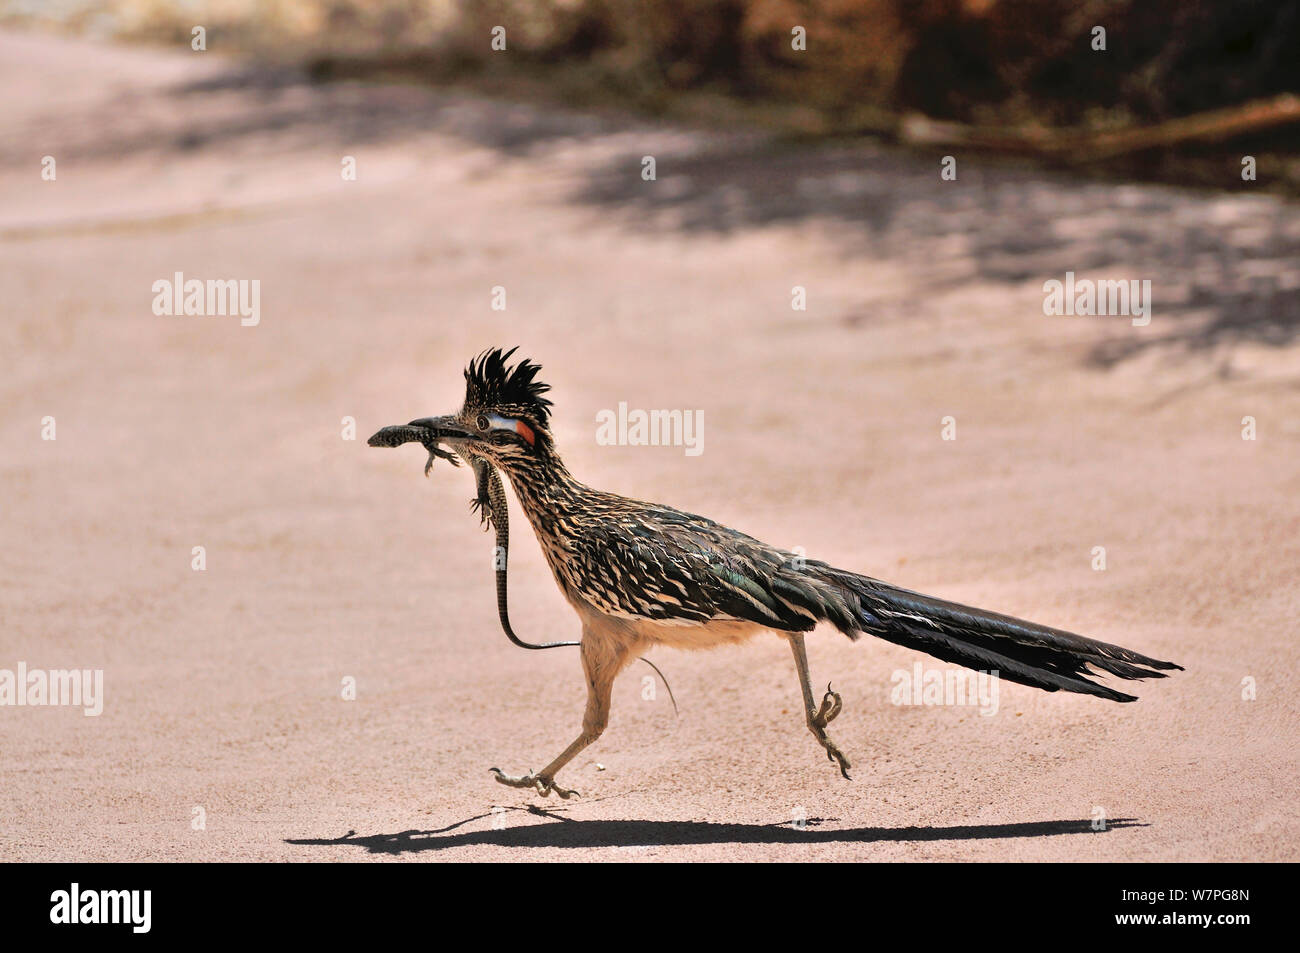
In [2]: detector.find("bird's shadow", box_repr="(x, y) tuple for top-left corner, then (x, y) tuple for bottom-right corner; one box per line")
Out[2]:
(286, 807), (1146, 855)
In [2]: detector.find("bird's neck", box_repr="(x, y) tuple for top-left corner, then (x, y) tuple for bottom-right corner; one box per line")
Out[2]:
(502, 451), (586, 523)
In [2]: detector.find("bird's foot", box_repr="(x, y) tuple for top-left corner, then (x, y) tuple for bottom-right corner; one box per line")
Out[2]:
(812, 731), (852, 781)
(808, 684), (851, 780)
(489, 767), (578, 799)
(812, 682), (842, 728)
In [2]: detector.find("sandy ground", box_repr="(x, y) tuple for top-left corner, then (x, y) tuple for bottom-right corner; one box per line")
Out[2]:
(2, 29), (1298, 862)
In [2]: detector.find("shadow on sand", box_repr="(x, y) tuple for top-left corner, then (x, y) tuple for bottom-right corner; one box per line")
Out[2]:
(286, 808), (1147, 855)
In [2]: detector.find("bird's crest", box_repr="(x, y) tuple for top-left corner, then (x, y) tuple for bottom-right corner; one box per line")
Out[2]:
(464, 347), (553, 427)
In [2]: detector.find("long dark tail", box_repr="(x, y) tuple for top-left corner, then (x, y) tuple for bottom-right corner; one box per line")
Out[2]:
(808, 564), (1182, 702)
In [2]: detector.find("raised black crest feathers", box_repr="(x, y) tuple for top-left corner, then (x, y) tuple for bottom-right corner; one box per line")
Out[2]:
(464, 347), (553, 425)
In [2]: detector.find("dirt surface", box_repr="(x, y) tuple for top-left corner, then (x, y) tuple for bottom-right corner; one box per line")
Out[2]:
(2, 29), (1297, 862)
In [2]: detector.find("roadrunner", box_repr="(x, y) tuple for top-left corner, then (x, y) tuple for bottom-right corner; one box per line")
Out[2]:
(371, 348), (1181, 798)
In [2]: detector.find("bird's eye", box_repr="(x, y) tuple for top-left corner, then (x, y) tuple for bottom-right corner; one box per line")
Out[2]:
(476, 414), (491, 432)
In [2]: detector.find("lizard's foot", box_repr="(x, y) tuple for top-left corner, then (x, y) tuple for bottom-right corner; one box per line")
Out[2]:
(489, 767), (578, 800)
(422, 443), (459, 476)
(469, 495), (495, 530)
(812, 682), (842, 728)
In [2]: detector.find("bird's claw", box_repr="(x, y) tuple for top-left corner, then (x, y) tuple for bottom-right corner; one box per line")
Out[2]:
(810, 731), (852, 780)
(812, 682), (842, 729)
(489, 767), (578, 800)
(824, 741), (852, 781)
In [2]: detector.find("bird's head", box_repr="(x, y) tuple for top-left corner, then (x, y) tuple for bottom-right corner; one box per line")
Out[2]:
(406, 347), (555, 473)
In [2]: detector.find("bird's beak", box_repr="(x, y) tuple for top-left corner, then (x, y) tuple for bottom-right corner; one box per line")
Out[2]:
(408, 415), (472, 440)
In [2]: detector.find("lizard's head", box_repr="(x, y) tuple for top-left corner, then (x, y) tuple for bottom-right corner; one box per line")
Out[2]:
(405, 347), (555, 474)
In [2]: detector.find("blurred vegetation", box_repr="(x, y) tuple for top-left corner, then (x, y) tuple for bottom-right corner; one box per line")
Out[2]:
(6, 0), (1299, 187)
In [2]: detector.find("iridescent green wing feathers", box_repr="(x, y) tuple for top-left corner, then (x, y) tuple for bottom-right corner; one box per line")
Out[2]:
(570, 504), (848, 632)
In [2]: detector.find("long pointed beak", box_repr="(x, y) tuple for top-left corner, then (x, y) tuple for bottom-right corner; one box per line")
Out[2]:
(408, 415), (472, 439)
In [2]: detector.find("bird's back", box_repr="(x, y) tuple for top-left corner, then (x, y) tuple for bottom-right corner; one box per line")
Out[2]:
(516, 479), (845, 636)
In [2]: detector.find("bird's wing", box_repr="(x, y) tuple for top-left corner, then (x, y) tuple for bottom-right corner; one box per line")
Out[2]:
(571, 504), (818, 630)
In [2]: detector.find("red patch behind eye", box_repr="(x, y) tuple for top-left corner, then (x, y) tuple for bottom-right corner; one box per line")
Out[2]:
(515, 419), (535, 446)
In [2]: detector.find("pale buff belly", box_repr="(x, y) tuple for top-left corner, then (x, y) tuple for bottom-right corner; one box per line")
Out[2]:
(563, 587), (771, 653)
(536, 533), (777, 652)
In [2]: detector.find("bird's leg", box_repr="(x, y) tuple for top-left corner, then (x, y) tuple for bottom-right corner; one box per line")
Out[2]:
(490, 628), (630, 798)
(787, 633), (851, 780)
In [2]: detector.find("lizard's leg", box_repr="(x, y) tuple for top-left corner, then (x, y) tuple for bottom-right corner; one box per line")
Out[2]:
(468, 454), (495, 529)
